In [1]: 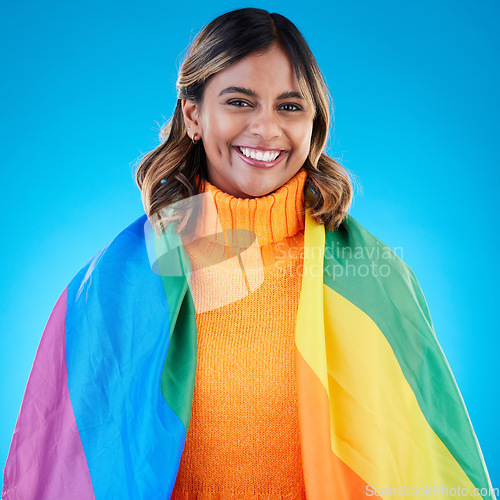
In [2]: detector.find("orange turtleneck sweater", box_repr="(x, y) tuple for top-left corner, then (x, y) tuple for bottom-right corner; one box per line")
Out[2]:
(171, 169), (308, 499)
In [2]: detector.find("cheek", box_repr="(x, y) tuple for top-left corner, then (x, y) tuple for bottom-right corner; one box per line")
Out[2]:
(291, 122), (314, 157)
(204, 116), (239, 153)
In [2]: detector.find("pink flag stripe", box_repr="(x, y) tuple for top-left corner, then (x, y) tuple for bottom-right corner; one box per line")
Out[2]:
(3, 288), (94, 499)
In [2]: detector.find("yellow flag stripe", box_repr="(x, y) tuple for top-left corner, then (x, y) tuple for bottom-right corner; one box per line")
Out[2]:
(323, 284), (479, 497)
(295, 211), (328, 391)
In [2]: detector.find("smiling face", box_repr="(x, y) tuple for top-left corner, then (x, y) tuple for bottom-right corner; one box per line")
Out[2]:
(182, 44), (315, 198)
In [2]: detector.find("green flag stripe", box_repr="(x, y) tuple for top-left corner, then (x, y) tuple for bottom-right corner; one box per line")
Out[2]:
(153, 224), (197, 433)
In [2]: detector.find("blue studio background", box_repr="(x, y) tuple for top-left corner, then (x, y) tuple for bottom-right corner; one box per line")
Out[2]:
(1, 0), (498, 491)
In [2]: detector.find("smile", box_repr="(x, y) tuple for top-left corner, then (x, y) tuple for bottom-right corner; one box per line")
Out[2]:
(238, 147), (280, 162)
(233, 145), (288, 168)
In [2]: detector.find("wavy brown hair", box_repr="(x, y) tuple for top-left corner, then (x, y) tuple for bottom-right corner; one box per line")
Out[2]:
(135, 7), (354, 232)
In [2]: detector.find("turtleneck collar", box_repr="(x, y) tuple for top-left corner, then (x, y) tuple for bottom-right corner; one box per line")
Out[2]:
(198, 168), (307, 247)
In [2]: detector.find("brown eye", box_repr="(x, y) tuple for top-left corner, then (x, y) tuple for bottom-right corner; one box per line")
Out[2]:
(279, 103), (302, 111)
(227, 100), (251, 107)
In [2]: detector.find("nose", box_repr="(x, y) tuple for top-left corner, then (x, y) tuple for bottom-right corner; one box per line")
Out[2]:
(248, 106), (281, 141)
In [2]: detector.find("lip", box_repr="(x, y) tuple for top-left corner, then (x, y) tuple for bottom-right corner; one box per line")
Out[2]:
(232, 145), (289, 169)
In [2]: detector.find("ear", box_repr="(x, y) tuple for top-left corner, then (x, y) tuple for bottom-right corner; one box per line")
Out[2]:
(181, 99), (202, 138)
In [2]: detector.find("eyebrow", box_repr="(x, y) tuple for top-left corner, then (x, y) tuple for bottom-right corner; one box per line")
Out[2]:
(218, 86), (304, 100)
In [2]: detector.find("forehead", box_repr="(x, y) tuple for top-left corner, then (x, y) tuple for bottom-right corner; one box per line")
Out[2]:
(205, 44), (301, 96)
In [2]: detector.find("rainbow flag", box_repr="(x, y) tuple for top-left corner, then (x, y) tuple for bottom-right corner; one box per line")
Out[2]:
(295, 214), (495, 499)
(2, 211), (495, 499)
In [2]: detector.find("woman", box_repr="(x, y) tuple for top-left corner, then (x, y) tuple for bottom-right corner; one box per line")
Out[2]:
(3, 8), (495, 500)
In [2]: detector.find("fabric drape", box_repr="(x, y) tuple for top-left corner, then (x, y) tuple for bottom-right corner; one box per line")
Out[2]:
(2, 209), (495, 499)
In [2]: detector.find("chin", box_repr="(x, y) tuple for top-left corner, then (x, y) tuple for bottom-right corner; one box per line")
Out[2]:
(248, 190), (271, 198)
(243, 184), (278, 198)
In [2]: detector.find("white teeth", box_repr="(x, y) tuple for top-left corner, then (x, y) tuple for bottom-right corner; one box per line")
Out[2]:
(238, 147), (280, 162)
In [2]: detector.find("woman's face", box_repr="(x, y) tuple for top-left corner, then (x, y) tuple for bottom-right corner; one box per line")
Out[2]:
(182, 44), (315, 198)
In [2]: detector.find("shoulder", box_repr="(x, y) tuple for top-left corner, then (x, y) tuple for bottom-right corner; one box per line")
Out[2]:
(323, 214), (432, 324)
(66, 214), (157, 302)
(325, 213), (416, 279)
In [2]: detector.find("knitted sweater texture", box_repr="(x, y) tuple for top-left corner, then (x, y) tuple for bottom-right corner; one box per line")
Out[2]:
(171, 169), (308, 499)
